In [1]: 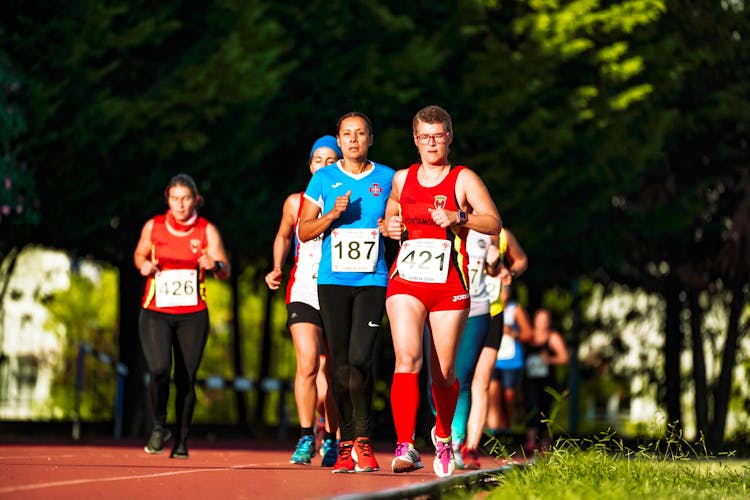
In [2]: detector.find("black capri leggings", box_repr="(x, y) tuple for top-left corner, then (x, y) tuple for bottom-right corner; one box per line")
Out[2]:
(318, 285), (386, 441)
(138, 308), (209, 441)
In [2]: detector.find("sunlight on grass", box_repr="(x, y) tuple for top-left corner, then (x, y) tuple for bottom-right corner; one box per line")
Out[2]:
(466, 428), (750, 500)
(485, 449), (749, 499)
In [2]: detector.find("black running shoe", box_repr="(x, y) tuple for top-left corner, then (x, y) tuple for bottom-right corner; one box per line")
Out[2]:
(170, 440), (188, 459)
(144, 427), (172, 454)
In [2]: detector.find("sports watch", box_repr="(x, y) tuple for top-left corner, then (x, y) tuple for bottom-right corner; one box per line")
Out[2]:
(456, 210), (468, 226)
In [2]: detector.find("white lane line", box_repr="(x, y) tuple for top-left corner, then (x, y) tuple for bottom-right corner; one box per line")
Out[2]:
(0, 463), (275, 494)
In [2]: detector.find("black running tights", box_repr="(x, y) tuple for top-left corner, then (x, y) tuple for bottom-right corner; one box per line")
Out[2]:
(318, 285), (386, 441)
(138, 308), (209, 441)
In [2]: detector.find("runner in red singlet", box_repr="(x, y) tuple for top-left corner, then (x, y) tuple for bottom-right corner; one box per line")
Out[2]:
(134, 173), (231, 459)
(380, 105), (502, 477)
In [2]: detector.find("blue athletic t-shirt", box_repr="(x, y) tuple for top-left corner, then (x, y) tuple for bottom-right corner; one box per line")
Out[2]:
(304, 160), (394, 287)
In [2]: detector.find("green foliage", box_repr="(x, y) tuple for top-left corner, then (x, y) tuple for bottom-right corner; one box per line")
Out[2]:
(45, 267), (118, 420)
(191, 277), (235, 423)
(0, 51), (39, 229)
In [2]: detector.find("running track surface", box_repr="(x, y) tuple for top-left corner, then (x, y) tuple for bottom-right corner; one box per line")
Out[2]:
(0, 439), (512, 499)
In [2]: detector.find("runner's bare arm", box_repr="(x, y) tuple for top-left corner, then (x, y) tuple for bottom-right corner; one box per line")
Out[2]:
(265, 194), (299, 290)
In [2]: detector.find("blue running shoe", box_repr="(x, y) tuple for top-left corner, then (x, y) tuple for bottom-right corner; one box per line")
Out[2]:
(320, 438), (338, 467)
(290, 435), (316, 465)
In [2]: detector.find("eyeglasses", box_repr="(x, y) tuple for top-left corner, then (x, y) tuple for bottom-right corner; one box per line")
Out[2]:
(415, 132), (449, 145)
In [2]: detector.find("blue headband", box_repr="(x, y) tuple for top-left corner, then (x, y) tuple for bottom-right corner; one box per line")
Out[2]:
(309, 135), (342, 160)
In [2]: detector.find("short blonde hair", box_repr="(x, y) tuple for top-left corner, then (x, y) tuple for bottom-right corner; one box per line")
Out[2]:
(412, 105), (452, 136)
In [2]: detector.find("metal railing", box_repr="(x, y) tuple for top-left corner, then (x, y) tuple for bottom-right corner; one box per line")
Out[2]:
(73, 342), (294, 439)
(72, 342), (129, 439)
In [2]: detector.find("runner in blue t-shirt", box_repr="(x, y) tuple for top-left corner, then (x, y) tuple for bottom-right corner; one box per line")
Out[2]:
(298, 112), (394, 474)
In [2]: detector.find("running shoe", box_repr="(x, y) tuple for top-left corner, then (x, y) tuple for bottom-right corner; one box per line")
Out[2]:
(332, 441), (356, 473)
(452, 441), (465, 469)
(170, 439), (189, 459)
(290, 435), (316, 465)
(431, 426), (456, 477)
(315, 414), (326, 452)
(461, 445), (480, 470)
(352, 437), (379, 472)
(320, 438), (339, 467)
(144, 427), (172, 454)
(391, 442), (424, 473)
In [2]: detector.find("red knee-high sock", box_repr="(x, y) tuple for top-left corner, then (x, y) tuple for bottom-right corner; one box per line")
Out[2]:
(431, 379), (459, 440)
(391, 372), (419, 444)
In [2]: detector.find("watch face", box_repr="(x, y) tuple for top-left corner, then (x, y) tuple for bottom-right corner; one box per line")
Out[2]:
(459, 211), (468, 224)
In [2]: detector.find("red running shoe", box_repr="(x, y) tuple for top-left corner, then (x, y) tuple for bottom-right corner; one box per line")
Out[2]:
(352, 437), (379, 472)
(461, 445), (480, 470)
(332, 441), (356, 473)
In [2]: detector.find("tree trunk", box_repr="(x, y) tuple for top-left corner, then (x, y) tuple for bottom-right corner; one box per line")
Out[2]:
(687, 289), (708, 437)
(709, 280), (746, 451)
(254, 285), (273, 428)
(568, 278), (581, 436)
(118, 262), (148, 437)
(663, 280), (682, 430)
(230, 269), (247, 428)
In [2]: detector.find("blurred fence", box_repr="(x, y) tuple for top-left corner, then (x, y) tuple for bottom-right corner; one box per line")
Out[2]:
(72, 342), (129, 440)
(73, 342), (294, 440)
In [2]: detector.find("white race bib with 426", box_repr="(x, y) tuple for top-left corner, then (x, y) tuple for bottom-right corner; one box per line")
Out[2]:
(155, 269), (198, 308)
(397, 238), (452, 283)
(331, 228), (380, 272)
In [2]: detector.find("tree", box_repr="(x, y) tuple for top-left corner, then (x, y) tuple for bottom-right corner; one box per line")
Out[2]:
(0, 51), (39, 239)
(2, 0), (294, 434)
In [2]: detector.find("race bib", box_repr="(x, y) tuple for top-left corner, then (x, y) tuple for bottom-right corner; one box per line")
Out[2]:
(485, 275), (501, 303)
(155, 269), (198, 308)
(526, 353), (550, 378)
(496, 334), (516, 361)
(468, 258), (485, 296)
(396, 238), (451, 283)
(331, 228), (379, 272)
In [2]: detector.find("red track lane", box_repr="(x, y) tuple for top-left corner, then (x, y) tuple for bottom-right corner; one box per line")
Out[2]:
(0, 439), (511, 499)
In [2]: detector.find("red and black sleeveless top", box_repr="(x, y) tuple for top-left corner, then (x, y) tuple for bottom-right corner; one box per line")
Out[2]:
(141, 214), (209, 314)
(389, 163), (470, 288)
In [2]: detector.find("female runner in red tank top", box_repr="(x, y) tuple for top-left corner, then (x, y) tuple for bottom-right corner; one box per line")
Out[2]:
(134, 173), (231, 459)
(379, 105), (502, 477)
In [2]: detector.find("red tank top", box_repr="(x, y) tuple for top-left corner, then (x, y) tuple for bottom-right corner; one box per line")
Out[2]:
(390, 164), (470, 288)
(141, 214), (209, 314)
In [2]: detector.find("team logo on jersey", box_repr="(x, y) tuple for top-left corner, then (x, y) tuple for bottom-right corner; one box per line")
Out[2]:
(478, 239), (487, 249)
(369, 183), (383, 196)
(434, 195), (447, 209)
(190, 239), (201, 254)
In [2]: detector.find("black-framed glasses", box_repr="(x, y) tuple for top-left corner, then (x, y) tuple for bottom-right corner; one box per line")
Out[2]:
(415, 132), (449, 145)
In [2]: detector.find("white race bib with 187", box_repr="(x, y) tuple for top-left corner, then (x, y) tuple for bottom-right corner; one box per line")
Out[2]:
(155, 269), (198, 308)
(331, 228), (379, 272)
(396, 238), (452, 283)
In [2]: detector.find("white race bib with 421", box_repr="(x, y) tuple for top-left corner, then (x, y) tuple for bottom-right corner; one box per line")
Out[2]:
(331, 228), (379, 272)
(155, 269), (198, 308)
(397, 238), (452, 283)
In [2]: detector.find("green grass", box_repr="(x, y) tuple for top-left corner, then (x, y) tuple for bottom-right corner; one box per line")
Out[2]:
(484, 449), (748, 499)
(447, 430), (750, 500)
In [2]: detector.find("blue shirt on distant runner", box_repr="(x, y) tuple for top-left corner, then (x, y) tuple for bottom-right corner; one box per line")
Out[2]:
(304, 160), (394, 287)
